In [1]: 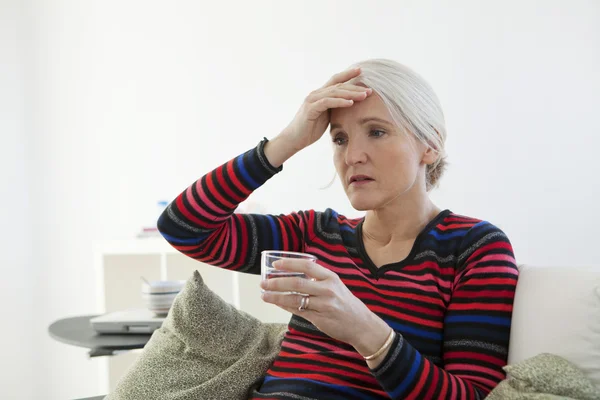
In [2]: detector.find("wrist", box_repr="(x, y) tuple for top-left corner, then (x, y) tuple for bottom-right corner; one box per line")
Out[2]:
(278, 127), (308, 153)
(263, 131), (302, 168)
(351, 314), (393, 358)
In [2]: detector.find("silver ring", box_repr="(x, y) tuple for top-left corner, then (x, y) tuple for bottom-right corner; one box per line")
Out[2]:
(298, 295), (310, 311)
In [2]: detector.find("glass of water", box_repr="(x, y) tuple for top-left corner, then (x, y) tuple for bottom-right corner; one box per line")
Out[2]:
(261, 250), (317, 295)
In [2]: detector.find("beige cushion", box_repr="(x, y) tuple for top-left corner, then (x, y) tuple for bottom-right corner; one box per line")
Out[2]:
(487, 353), (600, 400)
(107, 271), (287, 400)
(508, 265), (600, 388)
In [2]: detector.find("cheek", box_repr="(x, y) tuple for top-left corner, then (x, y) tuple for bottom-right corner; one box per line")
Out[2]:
(333, 151), (345, 172)
(382, 150), (420, 180)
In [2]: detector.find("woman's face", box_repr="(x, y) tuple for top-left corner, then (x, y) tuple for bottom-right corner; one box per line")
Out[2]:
(329, 94), (435, 211)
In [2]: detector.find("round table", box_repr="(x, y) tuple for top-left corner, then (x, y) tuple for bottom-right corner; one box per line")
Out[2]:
(48, 315), (151, 357)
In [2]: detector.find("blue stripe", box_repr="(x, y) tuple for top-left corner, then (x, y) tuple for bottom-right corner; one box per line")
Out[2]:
(390, 350), (422, 398)
(160, 232), (205, 245)
(445, 315), (512, 326)
(428, 229), (468, 240)
(472, 221), (487, 230)
(266, 215), (280, 250)
(236, 155), (260, 189)
(339, 224), (355, 233)
(262, 377), (371, 399)
(388, 321), (443, 341)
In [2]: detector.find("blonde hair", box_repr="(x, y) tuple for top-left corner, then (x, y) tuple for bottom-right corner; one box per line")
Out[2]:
(348, 59), (447, 191)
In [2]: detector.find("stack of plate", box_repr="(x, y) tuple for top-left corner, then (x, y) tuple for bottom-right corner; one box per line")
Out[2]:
(141, 280), (186, 316)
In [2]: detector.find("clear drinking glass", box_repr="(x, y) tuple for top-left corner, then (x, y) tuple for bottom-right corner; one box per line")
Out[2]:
(261, 250), (317, 295)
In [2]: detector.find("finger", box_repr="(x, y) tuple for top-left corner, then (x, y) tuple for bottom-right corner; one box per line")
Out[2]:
(260, 274), (317, 295)
(306, 88), (370, 104)
(310, 97), (355, 116)
(322, 67), (362, 88)
(274, 259), (333, 281)
(261, 292), (317, 311)
(312, 83), (372, 98)
(281, 305), (316, 317)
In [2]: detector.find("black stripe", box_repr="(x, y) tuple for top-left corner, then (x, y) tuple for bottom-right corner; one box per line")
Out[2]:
(208, 168), (236, 211)
(459, 284), (517, 292)
(221, 157), (246, 199)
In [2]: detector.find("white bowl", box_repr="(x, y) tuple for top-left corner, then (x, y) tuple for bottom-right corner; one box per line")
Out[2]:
(141, 280), (185, 315)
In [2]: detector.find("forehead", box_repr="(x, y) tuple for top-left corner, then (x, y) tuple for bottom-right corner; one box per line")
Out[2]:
(329, 93), (394, 127)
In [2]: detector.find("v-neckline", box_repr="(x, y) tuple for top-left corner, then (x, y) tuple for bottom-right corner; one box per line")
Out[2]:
(355, 209), (451, 280)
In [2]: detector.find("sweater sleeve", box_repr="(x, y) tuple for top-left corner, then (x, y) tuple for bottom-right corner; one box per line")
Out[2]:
(370, 222), (519, 399)
(157, 138), (306, 274)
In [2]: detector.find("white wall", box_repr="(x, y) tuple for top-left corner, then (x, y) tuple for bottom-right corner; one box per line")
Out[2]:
(15, 0), (600, 398)
(0, 1), (34, 398)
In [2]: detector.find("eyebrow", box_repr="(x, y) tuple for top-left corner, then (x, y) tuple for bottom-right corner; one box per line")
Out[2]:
(330, 117), (393, 131)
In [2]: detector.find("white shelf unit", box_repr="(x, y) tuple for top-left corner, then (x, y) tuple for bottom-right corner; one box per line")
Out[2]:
(93, 238), (291, 393)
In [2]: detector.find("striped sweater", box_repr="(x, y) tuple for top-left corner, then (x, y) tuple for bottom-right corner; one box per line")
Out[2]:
(157, 139), (519, 400)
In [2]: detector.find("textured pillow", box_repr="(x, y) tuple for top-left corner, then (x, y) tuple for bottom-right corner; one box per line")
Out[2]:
(506, 353), (600, 399)
(508, 265), (600, 388)
(486, 353), (600, 400)
(107, 271), (287, 400)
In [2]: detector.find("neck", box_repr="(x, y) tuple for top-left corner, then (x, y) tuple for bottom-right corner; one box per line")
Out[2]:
(362, 193), (440, 245)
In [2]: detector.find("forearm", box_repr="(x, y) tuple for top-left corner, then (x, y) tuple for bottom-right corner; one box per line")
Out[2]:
(157, 138), (281, 243)
(157, 138), (312, 272)
(350, 315), (485, 399)
(370, 334), (485, 399)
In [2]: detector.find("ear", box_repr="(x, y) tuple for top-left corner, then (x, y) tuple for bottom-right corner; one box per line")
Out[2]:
(421, 146), (438, 166)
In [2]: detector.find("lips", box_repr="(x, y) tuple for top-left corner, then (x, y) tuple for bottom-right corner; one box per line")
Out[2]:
(349, 175), (374, 185)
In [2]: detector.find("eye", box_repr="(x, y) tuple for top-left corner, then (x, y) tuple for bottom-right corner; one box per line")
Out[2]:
(369, 129), (386, 138)
(332, 135), (348, 146)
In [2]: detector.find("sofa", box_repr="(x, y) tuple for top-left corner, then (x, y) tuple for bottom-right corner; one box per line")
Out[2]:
(77, 263), (600, 399)
(507, 264), (600, 387)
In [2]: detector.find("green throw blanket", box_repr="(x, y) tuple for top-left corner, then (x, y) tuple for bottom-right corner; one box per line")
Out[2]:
(486, 353), (600, 400)
(107, 271), (288, 400)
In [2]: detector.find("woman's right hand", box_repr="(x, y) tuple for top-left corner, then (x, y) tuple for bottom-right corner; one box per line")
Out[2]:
(284, 67), (372, 151)
(264, 68), (372, 168)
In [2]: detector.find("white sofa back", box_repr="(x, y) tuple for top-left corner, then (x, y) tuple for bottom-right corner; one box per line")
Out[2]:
(508, 264), (600, 388)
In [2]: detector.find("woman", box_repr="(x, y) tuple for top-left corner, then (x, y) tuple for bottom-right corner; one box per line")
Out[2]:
(157, 59), (518, 399)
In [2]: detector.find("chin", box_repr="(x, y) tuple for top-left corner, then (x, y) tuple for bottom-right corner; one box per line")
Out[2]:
(347, 194), (380, 212)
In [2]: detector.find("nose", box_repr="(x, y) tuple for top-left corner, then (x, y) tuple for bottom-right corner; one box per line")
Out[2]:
(344, 139), (367, 166)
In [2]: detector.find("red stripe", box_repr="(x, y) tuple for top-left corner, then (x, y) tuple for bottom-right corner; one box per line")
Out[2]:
(450, 302), (514, 312)
(407, 360), (430, 399)
(444, 216), (481, 224)
(206, 170), (236, 209)
(225, 159), (252, 196)
(445, 351), (505, 368)
(436, 223), (475, 231)
(237, 215), (249, 269)
(359, 291), (444, 317)
(369, 304), (444, 328)
(439, 369), (449, 397)
(216, 163), (244, 203)
(272, 360), (373, 383)
(466, 241), (513, 264)
(175, 194), (206, 226)
(266, 369), (377, 390)
(277, 350), (371, 377)
(423, 362), (440, 399)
